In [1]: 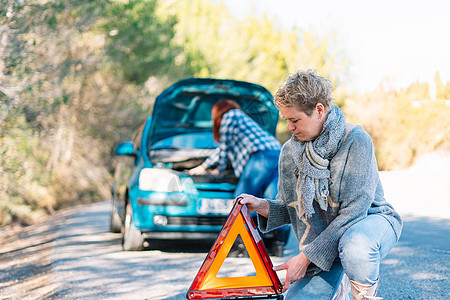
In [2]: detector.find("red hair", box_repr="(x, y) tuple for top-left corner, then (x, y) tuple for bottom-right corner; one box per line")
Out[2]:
(212, 99), (241, 142)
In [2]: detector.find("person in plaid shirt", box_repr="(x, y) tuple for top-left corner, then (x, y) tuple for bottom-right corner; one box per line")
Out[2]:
(189, 99), (290, 256)
(189, 99), (281, 200)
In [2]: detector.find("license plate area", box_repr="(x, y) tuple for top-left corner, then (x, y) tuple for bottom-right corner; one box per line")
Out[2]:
(196, 198), (234, 215)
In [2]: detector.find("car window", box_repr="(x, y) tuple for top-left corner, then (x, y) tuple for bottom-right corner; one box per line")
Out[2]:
(160, 94), (194, 124)
(190, 98), (215, 122)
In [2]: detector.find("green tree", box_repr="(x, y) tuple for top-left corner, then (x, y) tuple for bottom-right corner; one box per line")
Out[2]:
(100, 0), (181, 85)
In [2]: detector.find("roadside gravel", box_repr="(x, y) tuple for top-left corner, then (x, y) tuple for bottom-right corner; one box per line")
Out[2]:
(0, 207), (77, 299)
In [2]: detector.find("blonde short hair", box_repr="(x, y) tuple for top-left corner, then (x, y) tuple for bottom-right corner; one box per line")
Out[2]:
(274, 69), (334, 115)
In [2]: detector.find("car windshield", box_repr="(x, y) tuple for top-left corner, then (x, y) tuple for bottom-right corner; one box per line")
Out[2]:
(154, 94), (217, 128)
(150, 92), (275, 143)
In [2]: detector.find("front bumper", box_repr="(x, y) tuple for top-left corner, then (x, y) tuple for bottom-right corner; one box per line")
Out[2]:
(142, 231), (219, 240)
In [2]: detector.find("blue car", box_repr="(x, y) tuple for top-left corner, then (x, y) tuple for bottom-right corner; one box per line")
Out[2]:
(110, 78), (290, 255)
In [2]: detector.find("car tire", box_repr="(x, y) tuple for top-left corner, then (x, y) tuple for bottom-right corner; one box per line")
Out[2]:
(109, 200), (122, 233)
(122, 203), (144, 251)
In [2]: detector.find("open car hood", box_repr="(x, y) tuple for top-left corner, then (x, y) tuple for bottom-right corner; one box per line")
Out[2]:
(147, 78), (279, 147)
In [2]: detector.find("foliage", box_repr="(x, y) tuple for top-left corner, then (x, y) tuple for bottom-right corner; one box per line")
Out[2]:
(345, 78), (450, 170)
(0, 114), (50, 224)
(100, 0), (180, 85)
(0, 0), (178, 225)
(157, 0), (350, 95)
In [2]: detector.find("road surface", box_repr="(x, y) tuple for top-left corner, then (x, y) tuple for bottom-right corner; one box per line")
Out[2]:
(47, 160), (450, 299)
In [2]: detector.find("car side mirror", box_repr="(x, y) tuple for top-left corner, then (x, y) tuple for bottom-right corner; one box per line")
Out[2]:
(115, 141), (135, 156)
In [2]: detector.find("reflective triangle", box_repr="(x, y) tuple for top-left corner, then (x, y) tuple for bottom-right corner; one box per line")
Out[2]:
(186, 200), (283, 299)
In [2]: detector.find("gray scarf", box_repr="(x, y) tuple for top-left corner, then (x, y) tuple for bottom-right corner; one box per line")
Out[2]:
(291, 104), (346, 219)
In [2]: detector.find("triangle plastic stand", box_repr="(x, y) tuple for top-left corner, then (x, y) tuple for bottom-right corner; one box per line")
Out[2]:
(186, 199), (284, 299)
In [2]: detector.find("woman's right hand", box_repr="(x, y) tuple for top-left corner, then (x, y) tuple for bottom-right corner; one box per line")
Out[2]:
(238, 193), (269, 218)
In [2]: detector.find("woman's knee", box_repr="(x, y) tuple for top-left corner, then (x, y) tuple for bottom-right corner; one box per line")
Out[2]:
(339, 229), (380, 284)
(339, 229), (374, 267)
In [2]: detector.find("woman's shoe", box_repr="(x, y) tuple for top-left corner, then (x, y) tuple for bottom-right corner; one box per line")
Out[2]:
(349, 279), (382, 300)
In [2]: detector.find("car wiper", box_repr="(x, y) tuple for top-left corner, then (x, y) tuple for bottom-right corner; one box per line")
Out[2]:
(151, 145), (182, 150)
(173, 122), (212, 128)
(173, 123), (193, 128)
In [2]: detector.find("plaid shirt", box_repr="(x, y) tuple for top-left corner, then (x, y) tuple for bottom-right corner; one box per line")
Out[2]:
(203, 109), (281, 177)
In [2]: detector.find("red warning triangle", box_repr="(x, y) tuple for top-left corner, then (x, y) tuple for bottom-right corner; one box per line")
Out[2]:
(186, 199), (283, 299)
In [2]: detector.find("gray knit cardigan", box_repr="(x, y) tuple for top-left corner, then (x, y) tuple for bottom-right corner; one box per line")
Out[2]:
(258, 125), (402, 274)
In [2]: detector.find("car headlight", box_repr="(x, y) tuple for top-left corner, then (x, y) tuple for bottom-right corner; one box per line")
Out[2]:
(138, 168), (182, 192)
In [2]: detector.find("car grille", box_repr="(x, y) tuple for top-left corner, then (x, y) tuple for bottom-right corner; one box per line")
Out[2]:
(167, 216), (227, 226)
(191, 173), (238, 184)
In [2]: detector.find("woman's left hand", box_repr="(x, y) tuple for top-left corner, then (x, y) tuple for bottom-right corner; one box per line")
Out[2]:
(274, 252), (311, 292)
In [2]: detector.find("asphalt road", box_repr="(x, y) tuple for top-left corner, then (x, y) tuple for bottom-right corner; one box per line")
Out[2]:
(49, 161), (450, 299)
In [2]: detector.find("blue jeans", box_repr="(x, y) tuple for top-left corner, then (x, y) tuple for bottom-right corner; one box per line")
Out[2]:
(233, 150), (280, 199)
(286, 214), (397, 299)
(234, 150), (290, 243)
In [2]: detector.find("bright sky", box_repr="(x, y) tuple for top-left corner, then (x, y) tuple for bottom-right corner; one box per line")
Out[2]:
(223, 0), (450, 93)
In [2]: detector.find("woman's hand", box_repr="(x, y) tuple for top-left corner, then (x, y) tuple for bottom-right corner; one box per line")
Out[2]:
(274, 252), (311, 292)
(238, 193), (269, 218)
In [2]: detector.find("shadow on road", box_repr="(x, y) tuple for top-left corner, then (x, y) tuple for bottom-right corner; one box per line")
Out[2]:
(378, 214), (450, 299)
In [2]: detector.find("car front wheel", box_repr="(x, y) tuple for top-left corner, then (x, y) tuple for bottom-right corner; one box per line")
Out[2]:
(122, 203), (144, 251)
(109, 200), (122, 233)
